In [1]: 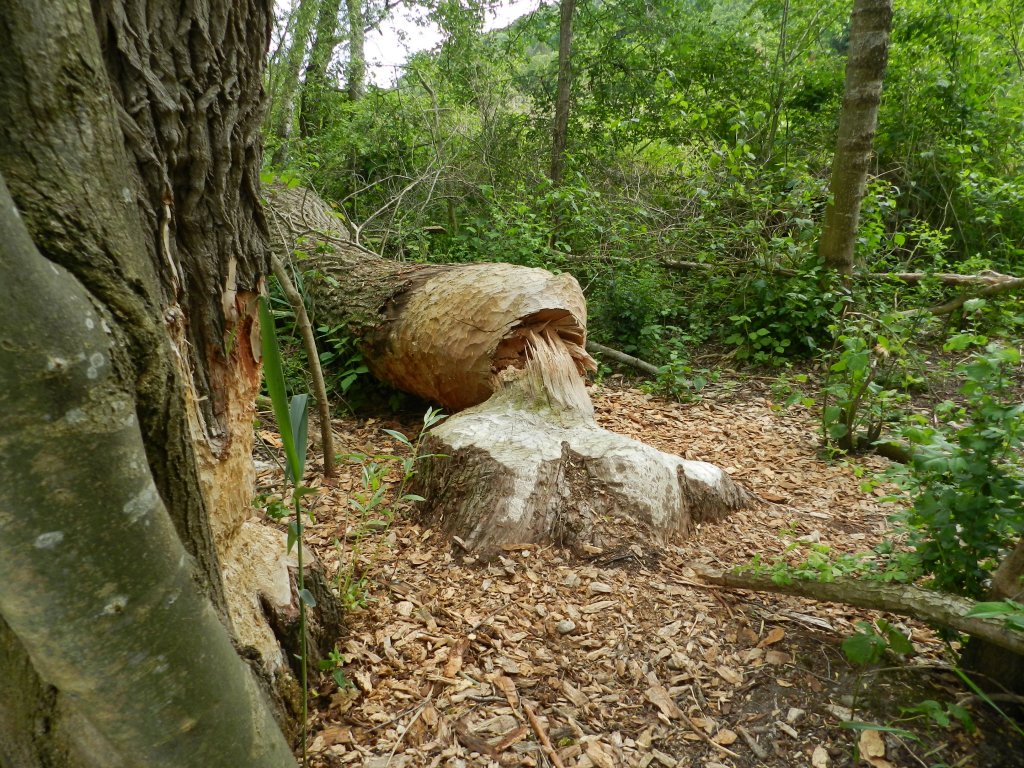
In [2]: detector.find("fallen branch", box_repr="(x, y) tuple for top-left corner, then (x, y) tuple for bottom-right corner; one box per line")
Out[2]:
(661, 258), (1022, 290)
(691, 565), (1024, 656)
(523, 701), (566, 768)
(585, 340), (659, 376)
(903, 275), (1024, 317)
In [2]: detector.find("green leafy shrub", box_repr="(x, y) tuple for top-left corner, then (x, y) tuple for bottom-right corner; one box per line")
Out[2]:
(898, 340), (1024, 598)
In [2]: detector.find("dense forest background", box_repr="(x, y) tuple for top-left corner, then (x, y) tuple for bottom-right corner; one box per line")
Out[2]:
(264, 0), (1022, 384)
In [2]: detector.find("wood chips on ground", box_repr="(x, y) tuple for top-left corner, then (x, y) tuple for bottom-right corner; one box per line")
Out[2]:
(254, 379), (1013, 768)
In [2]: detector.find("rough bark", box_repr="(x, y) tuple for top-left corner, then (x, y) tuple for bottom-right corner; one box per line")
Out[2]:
(818, 0), (893, 275)
(550, 0), (577, 187)
(0, 0), (326, 760)
(0, 173), (293, 767)
(266, 184), (597, 412)
(961, 537), (1024, 692)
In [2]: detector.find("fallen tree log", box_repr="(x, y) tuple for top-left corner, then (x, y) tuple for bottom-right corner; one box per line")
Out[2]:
(692, 564), (1024, 657)
(265, 184), (754, 552)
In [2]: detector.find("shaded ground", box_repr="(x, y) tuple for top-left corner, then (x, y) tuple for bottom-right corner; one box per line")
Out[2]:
(254, 377), (1024, 768)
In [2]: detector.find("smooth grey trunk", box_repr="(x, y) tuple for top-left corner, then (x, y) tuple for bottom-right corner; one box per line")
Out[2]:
(818, 0), (893, 275)
(270, 0), (321, 165)
(549, 0), (577, 187)
(0, 175), (294, 767)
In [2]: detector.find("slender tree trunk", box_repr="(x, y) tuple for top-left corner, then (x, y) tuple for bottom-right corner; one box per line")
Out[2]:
(299, 0), (344, 138)
(270, 0), (321, 166)
(0, 0), (306, 760)
(346, 0), (367, 102)
(549, 0), (577, 187)
(960, 537), (1024, 692)
(818, 0), (893, 275)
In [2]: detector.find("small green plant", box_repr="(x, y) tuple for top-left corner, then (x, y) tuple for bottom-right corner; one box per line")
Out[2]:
(334, 407), (446, 609)
(259, 296), (317, 766)
(898, 340), (1024, 598)
(900, 699), (975, 732)
(643, 337), (717, 402)
(318, 647), (353, 690)
(842, 619), (915, 666)
(819, 313), (923, 454)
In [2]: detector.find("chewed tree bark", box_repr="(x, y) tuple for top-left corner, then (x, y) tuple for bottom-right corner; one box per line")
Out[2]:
(412, 333), (753, 554)
(268, 185), (755, 554)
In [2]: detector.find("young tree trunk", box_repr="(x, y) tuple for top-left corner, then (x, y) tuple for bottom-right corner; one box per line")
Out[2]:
(269, 0), (321, 166)
(300, 0), (344, 138)
(0, 0), (327, 761)
(346, 0), (367, 101)
(550, 0), (577, 187)
(818, 0), (893, 275)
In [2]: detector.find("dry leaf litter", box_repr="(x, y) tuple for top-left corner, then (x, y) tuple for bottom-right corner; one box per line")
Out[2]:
(254, 379), (1022, 768)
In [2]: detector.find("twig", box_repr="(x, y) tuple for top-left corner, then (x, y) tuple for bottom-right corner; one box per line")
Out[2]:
(737, 725), (769, 760)
(523, 701), (566, 768)
(585, 340), (659, 376)
(679, 711), (742, 759)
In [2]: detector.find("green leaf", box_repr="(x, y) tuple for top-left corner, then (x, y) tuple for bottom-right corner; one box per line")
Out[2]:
(287, 393), (310, 482)
(842, 629), (884, 665)
(258, 297), (298, 478)
(382, 428), (412, 447)
(286, 520), (299, 555)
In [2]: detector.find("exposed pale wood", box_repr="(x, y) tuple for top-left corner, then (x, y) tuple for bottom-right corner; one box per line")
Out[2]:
(692, 565), (1024, 656)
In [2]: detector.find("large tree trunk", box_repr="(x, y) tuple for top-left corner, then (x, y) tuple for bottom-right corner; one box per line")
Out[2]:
(0, 0), (318, 762)
(268, 186), (754, 554)
(818, 0), (893, 275)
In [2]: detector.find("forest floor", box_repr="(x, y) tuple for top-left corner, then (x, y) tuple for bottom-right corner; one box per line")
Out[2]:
(254, 375), (1024, 768)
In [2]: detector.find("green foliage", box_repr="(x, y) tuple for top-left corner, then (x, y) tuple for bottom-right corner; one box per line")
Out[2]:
(819, 313), (923, 453)
(724, 266), (844, 364)
(842, 619), (915, 666)
(334, 408), (446, 611)
(897, 340), (1024, 599)
(965, 599), (1024, 633)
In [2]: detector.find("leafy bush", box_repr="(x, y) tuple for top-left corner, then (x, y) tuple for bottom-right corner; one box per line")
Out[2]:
(897, 340), (1024, 598)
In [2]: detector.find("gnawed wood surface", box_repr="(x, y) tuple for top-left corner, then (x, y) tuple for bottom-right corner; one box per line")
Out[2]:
(414, 334), (753, 553)
(267, 184), (751, 551)
(266, 184), (596, 411)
